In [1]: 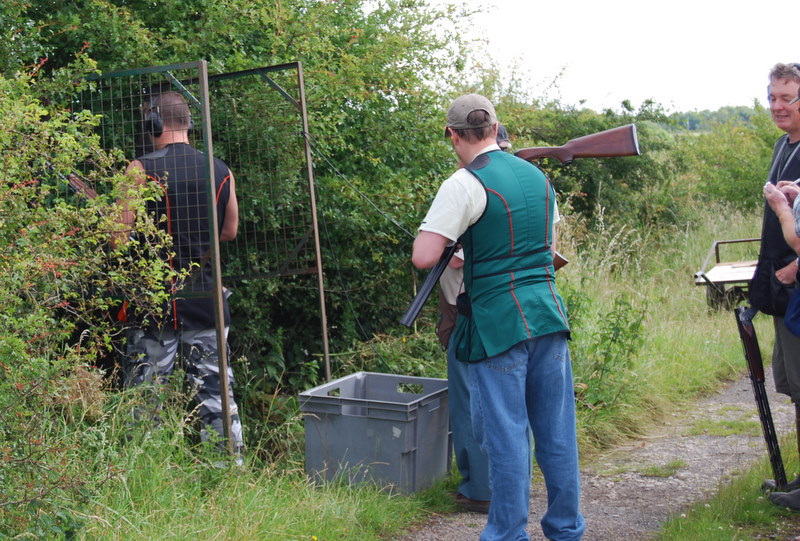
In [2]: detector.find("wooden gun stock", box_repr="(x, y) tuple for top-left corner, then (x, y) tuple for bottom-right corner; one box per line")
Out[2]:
(65, 173), (98, 199)
(47, 161), (99, 200)
(514, 124), (641, 165)
(400, 247), (568, 328)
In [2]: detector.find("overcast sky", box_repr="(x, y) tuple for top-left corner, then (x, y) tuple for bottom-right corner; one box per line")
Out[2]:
(465, 0), (793, 112)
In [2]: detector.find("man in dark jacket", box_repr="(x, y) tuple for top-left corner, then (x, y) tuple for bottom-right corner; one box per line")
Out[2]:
(751, 63), (800, 506)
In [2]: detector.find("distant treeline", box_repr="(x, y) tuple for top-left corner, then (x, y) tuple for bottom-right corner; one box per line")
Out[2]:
(669, 105), (759, 131)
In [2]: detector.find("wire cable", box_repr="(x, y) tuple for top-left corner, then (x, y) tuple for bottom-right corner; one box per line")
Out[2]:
(302, 131), (415, 239)
(302, 130), (417, 373)
(315, 187), (393, 373)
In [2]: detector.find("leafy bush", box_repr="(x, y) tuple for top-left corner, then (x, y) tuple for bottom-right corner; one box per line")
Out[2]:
(19, 0), (470, 395)
(675, 107), (778, 209)
(570, 293), (648, 416)
(330, 331), (447, 380)
(0, 64), (176, 534)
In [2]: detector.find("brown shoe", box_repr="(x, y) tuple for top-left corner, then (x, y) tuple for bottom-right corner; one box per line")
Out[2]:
(454, 492), (490, 514)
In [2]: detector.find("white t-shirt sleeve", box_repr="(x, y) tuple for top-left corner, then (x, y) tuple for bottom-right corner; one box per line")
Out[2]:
(418, 169), (486, 241)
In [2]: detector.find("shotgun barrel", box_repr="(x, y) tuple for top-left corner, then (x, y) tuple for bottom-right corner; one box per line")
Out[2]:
(400, 247), (568, 328)
(400, 243), (458, 328)
(734, 306), (787, 489)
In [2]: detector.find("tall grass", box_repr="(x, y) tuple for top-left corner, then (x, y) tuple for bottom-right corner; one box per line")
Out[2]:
(73, 381), (456, 540)
(81, 446), (431, 540)
(558, 200), (767, 452)
(656, 434), (800, 540)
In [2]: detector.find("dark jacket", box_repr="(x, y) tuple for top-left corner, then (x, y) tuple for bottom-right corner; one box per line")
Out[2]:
(749, 134), (800, 316)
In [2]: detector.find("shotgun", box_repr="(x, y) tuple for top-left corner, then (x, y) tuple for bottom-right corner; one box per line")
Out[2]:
(400, 124), (639, 328)
(64, 172), (99, 199)
(515, 124), (641, 165)
(400, 242), (459, 327)
(46, 161), (100, 200)
(734, 306), (787, 489)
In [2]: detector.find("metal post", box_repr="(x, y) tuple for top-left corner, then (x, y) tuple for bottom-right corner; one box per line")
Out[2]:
(197, 59), (235, 454)
(296, 61), (332, 381)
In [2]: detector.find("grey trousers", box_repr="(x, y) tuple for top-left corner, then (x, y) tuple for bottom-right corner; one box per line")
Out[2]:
(123, 326), (243, 453)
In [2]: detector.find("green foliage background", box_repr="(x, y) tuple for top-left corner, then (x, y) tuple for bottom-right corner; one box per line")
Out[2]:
(0, 62), (179, 534)
(0, 0), (785, 536)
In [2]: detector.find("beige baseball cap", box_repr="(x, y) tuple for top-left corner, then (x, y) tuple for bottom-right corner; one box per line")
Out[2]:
(445, 93), (497, 131)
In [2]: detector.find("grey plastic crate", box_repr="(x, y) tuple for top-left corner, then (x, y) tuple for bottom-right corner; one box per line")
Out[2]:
(298, 371), (449, 493)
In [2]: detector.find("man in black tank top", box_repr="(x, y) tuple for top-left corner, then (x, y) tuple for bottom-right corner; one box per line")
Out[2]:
(751, 64), (800, 508)
(117, 91), (243, 461)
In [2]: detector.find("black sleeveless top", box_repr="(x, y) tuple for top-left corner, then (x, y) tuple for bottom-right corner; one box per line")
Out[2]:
(139, 143), (232, 329)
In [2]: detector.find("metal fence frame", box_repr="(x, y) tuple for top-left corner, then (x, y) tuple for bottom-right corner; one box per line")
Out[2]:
(80, 60), (329, 452)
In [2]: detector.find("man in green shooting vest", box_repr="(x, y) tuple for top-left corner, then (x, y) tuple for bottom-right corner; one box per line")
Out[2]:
(412, 94), (584, 541)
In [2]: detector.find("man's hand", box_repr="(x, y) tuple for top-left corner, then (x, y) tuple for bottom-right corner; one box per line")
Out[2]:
(776, 180), (800, 204)
(765, 182), (791, 213)
(449, 248), (464, 269)
(765, 182), (800, 256)
(776, 259), (798, 285)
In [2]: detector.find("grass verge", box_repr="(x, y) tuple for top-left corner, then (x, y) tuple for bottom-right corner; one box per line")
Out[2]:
(656, 434), (800, 540)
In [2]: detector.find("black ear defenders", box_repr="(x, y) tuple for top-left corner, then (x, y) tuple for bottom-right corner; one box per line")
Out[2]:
(142, 93), (194, 137)
(143, 94), (164, 137)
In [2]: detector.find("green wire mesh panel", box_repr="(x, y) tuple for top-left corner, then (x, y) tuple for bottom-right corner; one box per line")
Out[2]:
(78, 63), (202, 166)
(74, 62), (318, 282)
(208, 65), (317, 280)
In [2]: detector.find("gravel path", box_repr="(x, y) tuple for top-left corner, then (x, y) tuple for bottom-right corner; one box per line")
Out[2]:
(396, 367), (796, 541)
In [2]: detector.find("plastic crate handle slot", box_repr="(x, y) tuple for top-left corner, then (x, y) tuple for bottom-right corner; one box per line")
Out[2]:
(397, 382), (424, 395)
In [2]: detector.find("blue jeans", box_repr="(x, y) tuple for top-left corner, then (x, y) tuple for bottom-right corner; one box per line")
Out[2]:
(448, 334), (491, 501)
(470, 333), (584, 541)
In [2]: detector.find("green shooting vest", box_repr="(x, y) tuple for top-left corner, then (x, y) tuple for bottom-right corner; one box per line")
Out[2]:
(453, 150), (569, 363)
